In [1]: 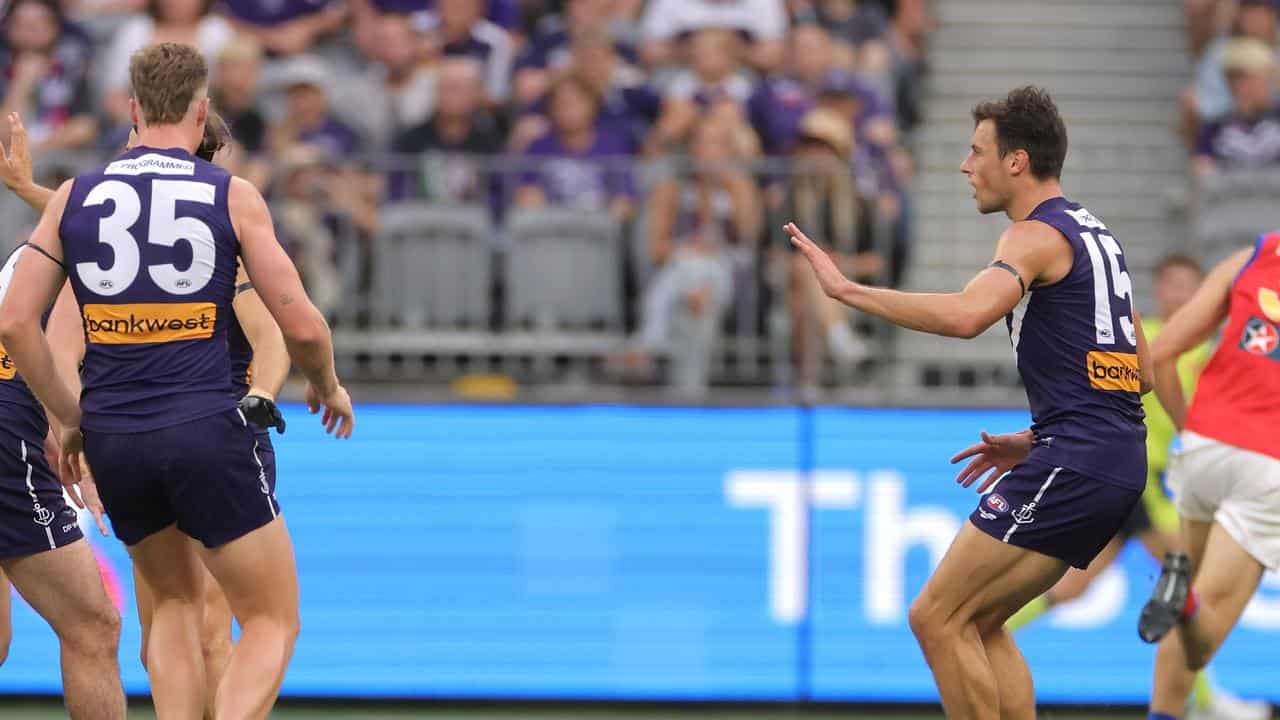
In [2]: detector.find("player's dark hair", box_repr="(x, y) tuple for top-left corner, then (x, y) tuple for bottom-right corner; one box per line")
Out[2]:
(129, 42), (208, 126)
(197, 110), (231, 162)
(1154, 252), (1204, 278)
(971, 86), (1068, 180)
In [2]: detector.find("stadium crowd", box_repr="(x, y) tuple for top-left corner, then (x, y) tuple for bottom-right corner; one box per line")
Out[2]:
(0, 0), (933, 395)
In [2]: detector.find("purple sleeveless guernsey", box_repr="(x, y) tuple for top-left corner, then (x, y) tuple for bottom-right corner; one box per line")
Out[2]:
(1007, 197), (1146, 491)
(0, 245), (50, 445)
(59, 146), (239, 433)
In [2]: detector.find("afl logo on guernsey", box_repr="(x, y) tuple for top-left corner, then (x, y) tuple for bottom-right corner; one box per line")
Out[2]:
(986, 493), (1010, 513)
(1241, 318), (1280, 358)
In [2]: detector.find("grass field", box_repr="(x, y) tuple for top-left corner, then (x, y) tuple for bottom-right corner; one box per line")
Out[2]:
(0, 699), (1143, 719)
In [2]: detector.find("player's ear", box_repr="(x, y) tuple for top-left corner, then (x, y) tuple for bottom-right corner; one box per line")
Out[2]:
(128, 98), (139, 130)
(195, 96), (209, 128)
(1008, 149), (1029, 176)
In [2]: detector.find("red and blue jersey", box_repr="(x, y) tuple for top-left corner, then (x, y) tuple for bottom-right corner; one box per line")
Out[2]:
(1186, 232), (1280, 460)
(59, 146), (239, 433)
(1006, 197), (1147, 491)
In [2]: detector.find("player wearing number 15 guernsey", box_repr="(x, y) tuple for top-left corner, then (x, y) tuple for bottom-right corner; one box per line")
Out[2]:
(787, 86), (1154, 719)
(0, 43), (353, 720)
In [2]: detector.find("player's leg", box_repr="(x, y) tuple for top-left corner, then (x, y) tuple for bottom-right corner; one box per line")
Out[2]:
(1006, 535), (1124, 632)
(133, 564), (154, 670)
(1178, 523), (1266, 669)
(1150, 518), (1213, 717)
(2, 540), (125, 719)
(162, 410), (291, 720)
(128, 525), (209, 719)
(908, 521), (1068, 720)
(0, 568), (10, 666)
(198, 516), (299, 720)
(200, 564), (234, 720)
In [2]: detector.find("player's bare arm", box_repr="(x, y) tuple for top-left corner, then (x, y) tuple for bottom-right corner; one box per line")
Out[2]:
(1150, 247), (1252, 429)
(786, 217), (1070, 339)
(228, 175), (353, 437)
(233, 264), (290, 401)
(44, 282), (108, 536)
(0, 112), (53, 212)
(0, 181), (80, 432)
(1133, 307), (1155, 395)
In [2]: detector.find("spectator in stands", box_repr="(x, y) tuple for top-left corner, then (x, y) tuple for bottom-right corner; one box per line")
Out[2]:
(640, 0), (788, 72)
(389, 57), (501, 203)
(803, 0), (888, 52)
(515, 74), (634, 222)
(1185, 0), (1278, 142)
(648, 28), (753, 154)
(816, 69), (910, 286)
(748, 22), (838, 156)
(353, 0), (521, 30)
(273, 143), (342, 317)
(418, 0), (514, 105)
(627, 111), (763, 396)
(219, 0), (347, 56)
(512, 0), (622, 108)
(348, 10), (439, 147)
(0, 0), (96, 151)
(783, 107), (881, 388)
(210, 35), (270, 189)
(1193, 37), (1280, 177)
(269, 54), (363, 159)
(102, 0), (233, 130)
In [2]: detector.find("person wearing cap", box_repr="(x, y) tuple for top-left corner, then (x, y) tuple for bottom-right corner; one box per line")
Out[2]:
(269, 54), (362, 159)
(783, 107), (883, 389)
(1193, 36), (1280, 177)
(1186, 0), (1279, 132)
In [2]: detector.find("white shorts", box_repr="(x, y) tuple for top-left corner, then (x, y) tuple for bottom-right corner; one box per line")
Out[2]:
(1168, 431), (1280, 571)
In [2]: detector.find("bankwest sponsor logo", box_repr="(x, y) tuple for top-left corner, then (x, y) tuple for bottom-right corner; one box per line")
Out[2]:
(104, 153), (195, 177)
(0, 342), (14, 380)
(83, 303), (216, 344)
(1087, 351), (1141, 392)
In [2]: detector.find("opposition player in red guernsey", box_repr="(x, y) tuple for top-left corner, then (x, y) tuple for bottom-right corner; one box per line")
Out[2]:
(1139, 234), (1280, 720)
(788, 86), (1154, 719)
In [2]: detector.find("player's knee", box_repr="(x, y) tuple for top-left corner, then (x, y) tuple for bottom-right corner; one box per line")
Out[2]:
(907, 595), (941, 641)
(66, 603), (121, 658)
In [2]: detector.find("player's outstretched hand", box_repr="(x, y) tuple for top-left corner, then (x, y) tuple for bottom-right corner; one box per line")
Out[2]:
(949, 430), (1033, 493)
(306, 382), (354, 439)
(785, 222), (851, 299)
(0, 112), (33, 192)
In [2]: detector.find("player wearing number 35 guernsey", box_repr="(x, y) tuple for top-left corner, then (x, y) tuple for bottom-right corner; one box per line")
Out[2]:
(787, 86), (1153, 719)
(0, 43), (353, 719)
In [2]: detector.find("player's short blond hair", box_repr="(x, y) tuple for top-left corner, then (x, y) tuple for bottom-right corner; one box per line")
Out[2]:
(129, 42), (208, 126)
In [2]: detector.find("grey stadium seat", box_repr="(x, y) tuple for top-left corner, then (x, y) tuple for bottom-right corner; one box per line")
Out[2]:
(504, 207), (623, 330)
(373, 203), (493, 329)
(1194, 171), (1280, 267)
